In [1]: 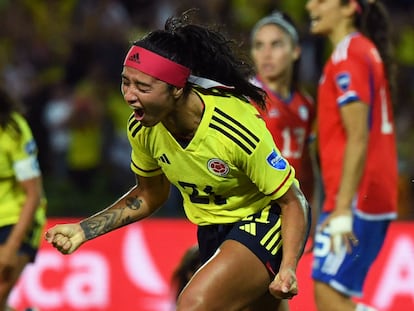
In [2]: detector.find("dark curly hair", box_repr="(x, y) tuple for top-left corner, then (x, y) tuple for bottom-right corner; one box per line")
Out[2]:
(130, 9), (267, 109)
(345, 0), (396, 97)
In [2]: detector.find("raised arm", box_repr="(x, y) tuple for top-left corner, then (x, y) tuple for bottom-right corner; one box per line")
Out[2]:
(45, 173), (171, 254)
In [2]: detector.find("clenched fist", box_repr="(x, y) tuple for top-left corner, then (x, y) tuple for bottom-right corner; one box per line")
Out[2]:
(269, 267), (298, 300)
(45, 223), (86, 254)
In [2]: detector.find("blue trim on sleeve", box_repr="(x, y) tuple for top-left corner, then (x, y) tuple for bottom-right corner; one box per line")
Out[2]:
(337, 91), (360, 107)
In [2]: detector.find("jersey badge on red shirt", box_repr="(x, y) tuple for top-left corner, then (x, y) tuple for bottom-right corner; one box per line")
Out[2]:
(336, 72), (351, 91)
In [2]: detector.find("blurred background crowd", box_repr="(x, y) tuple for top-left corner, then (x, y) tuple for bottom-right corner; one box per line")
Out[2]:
(1, 0), (413, 219)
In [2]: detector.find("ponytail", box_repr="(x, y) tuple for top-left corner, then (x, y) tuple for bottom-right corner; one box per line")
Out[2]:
(354, 0), (396, 96)
(133, 10), (266, 108)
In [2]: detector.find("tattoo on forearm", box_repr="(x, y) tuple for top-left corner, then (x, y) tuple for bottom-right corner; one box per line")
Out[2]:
(125, 195), (142, 210)
(80, 195), (143, 240)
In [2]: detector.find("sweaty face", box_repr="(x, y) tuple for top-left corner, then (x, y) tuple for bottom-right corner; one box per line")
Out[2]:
(251, 24), (297, 83)
(306, 0), (346, 36)
(121, 66), (176, 127)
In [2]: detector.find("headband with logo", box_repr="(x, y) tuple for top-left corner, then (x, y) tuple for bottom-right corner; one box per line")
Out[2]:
(123, 46), (191, 88)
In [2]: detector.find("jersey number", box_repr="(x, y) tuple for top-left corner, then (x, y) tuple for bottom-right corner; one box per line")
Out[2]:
(380, 87), (393, 134)
(281, 127), (306, 159)
(178, 181), (227, 205)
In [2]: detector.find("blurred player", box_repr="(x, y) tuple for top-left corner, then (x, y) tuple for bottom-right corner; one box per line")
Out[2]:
(250, 10), (317, 204)
(0, 87), (47, 311)
(306, 0), (398, 310)
(250, 11), (320, 257)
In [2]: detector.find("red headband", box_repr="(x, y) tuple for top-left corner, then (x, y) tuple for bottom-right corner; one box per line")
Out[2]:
(123, 46), (190, 88)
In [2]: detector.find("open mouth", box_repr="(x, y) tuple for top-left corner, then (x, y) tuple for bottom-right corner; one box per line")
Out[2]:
(309, 16), (320, 27)
(134, 108), (145, 121)
(261, 64), (275, 72)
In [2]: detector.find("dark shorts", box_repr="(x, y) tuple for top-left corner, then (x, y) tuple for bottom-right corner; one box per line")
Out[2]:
(0, 224), (42, 262)
(197, 203), (311, 276)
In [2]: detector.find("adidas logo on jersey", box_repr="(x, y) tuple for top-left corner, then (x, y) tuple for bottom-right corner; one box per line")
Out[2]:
(159, 154), (170, 164)
(239, 223), (256, 236)
(128, 53), (140, 64)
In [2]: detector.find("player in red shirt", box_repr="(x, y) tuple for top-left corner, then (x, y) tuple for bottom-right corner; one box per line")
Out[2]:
(250, 11), (317, 203)
(306, 0), (398, 310)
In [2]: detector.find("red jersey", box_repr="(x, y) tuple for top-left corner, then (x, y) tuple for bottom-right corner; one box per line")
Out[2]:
(252, 77), (315, 198)
(317, 32), (397, 217)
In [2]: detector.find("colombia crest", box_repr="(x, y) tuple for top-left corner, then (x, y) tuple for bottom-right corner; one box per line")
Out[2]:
(207, 158), (230, 176)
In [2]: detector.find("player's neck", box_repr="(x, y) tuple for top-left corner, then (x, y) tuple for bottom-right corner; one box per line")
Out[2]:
(163, 91), (205, 140)
(261, 77), (291, 100)
(329, 24), (358, 47)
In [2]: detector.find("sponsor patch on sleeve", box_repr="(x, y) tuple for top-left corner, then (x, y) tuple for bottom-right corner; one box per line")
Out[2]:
(266, 149), (287, 170)
(25, 139), (38, 155)
(336, 72), (351, 91)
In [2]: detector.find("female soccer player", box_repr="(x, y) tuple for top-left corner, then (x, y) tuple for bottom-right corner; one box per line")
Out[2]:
(250, 11), (317, 204)
(45, 10), (310, 311)
(0, 87), (47, 311)
(306, 0), (398, 310)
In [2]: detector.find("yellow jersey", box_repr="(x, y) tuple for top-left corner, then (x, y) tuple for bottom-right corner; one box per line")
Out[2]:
(0, 112), (46, 227)
(127, 88), (297, 225)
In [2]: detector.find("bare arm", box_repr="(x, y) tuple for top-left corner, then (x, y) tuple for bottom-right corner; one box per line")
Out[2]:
(46, 173), (171, 254)
(321, 101), (368, 252)
(269, 183), (309, 298)
(5, 177), (43, 252)
(336, 101), (368, 214)
(80, 173), (171, 240)
(278, 184), (309, 271)
(0, 176), (43, 277)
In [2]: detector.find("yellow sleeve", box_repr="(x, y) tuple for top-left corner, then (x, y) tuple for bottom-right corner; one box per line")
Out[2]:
(127, 116), (163, 177)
